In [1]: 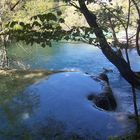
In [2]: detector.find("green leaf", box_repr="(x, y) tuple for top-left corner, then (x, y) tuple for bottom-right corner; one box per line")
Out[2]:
(46, 13), (57, 21)
(57, 11), (62, 16)
(19, 22), (25, 27)
(89, 38), (93, 44)
(41, 43), (46, 48)
(9, 21), (18, 28)
(32, 21), (41, 27)
(59, 18), (65, 23)
(64, 36), (69, 40)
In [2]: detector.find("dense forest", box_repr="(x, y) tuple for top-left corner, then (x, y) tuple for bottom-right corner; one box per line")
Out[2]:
(0, 0), (140, 140)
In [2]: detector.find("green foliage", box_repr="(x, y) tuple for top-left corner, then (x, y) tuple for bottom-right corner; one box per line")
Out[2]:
(1, 0), (139, 48)
(8, 11), (112, 47)
(6, 11), (66, 47)
(94, 3), (128, 35)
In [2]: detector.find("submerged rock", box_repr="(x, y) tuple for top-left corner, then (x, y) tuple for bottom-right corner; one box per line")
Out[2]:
(88, 72), (117, 110)
(98, 73), (109, 85)
(88, 86), (117, 111)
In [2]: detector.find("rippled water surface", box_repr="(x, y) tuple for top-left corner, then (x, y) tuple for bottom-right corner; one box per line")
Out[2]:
(0, 42), (139, 139)
(8, 42), (140, 112)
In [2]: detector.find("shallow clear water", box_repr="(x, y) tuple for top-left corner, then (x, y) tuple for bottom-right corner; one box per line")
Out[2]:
(9, 42), (114, 73)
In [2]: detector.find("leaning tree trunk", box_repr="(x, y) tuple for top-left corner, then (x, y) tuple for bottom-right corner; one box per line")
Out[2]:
(78, 0), (140, 88)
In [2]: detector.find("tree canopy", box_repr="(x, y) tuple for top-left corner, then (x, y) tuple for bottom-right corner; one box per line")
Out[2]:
(0, 0), (140, 87)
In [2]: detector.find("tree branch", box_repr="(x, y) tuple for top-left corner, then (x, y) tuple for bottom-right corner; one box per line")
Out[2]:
(131, 0), (140, 55)
(102, 4), (126, 29)
(10, 0), (23, 11)
(69, 2), (81, 11)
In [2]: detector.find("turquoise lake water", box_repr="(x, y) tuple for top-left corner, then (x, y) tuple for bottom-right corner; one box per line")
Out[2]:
(8, 42), (140, 113)
(0, 42), (139, 139)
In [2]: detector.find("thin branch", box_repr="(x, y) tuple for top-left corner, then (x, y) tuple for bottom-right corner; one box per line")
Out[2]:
(131, 0), (140, 55)
(63, 23), (71, 30)
(48, 4), (68, 12)
(130, 0), (140, 8)
(69, 2), (81, 11)
(10, 0), (23, 11)
(131, 0), (140, 18)
(102, 4), (126, 29)
(135, 22), (140, 55)
(0, 29), (8, 36)
(81, 37), (100, 47)
(128, 33), (136, 40)
(124, 0), (131, 66)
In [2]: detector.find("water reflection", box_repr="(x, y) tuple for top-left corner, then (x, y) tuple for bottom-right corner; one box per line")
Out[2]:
(0, 88), (103, 140)
(0, 91), (40, 140)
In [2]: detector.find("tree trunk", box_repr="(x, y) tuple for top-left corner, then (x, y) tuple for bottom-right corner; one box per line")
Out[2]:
(78, 0), (140, 88)
(132, 86), (139, 131)
(0, 35), (9, 68)
(131, 0), (140, 56)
